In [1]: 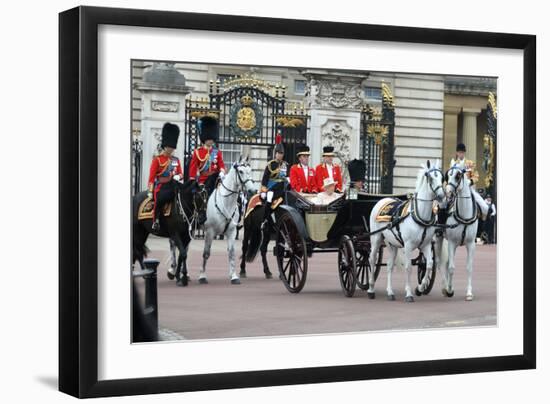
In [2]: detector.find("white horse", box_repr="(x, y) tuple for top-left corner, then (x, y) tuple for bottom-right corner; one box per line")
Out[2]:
(199, 158), (256, 285)
(438, 162), (483, 301)
(367, 160), (445, 302)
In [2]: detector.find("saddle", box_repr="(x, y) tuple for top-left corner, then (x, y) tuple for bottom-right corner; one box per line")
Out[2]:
(137, 197), (172, 221)
(375, 198), (411, 223)
(244, 194), (283, 220)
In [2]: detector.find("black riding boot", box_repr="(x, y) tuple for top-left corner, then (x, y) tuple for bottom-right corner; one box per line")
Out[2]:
(152, 206), (161, 231)
(262, 203), (272, 230)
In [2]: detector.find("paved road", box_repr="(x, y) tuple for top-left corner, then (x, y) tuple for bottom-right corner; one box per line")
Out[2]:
(141, 236), (496, 340)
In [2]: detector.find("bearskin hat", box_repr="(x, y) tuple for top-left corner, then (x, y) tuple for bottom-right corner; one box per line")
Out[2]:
(348, 159), (366, 182)
(161, 122), (180, 149)
(322, 145), (335, 156)
(197, 115), (219, 143)
(456, 143), (466, 152)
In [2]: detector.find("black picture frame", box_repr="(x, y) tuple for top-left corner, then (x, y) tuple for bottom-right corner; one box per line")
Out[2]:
(59, 6), (536, 398)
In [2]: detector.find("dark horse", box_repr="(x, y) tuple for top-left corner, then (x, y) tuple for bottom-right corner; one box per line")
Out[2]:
(239, 203), (274, 279)
(133, 180), (202, 286)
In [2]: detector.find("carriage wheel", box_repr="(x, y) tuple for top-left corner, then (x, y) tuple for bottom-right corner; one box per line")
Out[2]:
(416, 242), (437, 295)
(275, 212), (308, 293)
(355, 247), (370, 290)
(338, 236), (357, 297)
(356, 245), (383, 290)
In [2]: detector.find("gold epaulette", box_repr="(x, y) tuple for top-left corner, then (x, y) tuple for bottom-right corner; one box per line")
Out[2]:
(267, 160), (280, 174)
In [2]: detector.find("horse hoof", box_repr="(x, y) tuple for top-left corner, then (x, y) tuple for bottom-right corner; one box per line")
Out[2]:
(367, 292), (376, 299)
(465, 294), (474, 301)
(167, 271), (175, 280)
(239, 272), (247, 278)
(415, 287), (422, 296)
(198, 278), (208, 285)
(265, 272), (273, 279)
(231, 278), (241, 285)
(387, 294), (396, 301)
(405, 296), (415, 303)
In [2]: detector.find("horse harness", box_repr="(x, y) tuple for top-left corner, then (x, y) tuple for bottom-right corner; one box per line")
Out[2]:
(383, 166), (442, 249)
(383, 193), (437, 249)
(214, 165), (253, 234)
(445, 166), (479, 246)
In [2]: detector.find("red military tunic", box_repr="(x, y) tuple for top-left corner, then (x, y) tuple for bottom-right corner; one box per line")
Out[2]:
(315, 163), (343, 192)
(188, 145), (226, 184)
(147, 154), (183, 194)
(289, 163), (318, 193)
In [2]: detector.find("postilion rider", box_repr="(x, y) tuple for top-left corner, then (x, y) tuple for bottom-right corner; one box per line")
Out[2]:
(289, 145), (318, 193)
(449, 142), (488, 220)
(147, 122), (183, 232)
(259, 135), (288, 225)
(315, 145), (343, 192)
(188, 115), (226, 224)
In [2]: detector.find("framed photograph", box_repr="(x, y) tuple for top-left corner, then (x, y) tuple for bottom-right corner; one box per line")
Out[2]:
(59, 6), (536, 398)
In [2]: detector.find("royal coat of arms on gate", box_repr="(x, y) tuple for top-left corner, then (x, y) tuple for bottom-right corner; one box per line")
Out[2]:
(229, 95), (263, 139)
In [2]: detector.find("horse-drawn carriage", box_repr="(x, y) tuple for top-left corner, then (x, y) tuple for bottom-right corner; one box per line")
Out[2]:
(272, 189), (437, 297)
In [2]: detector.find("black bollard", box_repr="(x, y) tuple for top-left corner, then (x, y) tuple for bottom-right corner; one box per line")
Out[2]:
(132, 258), (159, 342)
(142, 258), (159, 336)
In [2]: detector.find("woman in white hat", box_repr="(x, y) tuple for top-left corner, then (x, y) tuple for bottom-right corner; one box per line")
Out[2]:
(312, 177), (341, 205)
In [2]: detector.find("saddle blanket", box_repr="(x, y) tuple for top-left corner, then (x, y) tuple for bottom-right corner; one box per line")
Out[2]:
(137, 197), (172, 221)
(375, 198), (410, 223)
(244, 194), (283, 220)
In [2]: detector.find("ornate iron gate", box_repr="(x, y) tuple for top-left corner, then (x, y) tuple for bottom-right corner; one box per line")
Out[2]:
(183, 74), (309, 175)
(483, 91), (497, 197)
(359, 83), (396, 194)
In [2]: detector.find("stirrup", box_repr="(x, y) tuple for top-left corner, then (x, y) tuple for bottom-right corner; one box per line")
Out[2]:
(152, 220), (160, 231)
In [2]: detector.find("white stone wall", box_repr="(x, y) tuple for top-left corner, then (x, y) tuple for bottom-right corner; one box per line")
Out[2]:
(392, 74), (445, 193)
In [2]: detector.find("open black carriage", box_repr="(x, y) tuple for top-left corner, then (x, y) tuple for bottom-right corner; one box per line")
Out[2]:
(272, 190), (436, 297)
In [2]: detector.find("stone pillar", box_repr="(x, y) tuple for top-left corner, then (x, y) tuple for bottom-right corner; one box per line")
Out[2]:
(462, 108), (481, 164)
(302, 70), (368, 167)
(134, 63), (193, 191)
(443, 106), (461, 167)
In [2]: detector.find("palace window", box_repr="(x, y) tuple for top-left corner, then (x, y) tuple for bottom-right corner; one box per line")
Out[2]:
(294, 79), (307, 95)
(364, 86), (382, 101)
(216, 73), (235, 85)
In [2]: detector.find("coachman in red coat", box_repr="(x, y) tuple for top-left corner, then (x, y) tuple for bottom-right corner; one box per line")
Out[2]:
(289, 145), (318, 193)
(315, 146), (343, 192)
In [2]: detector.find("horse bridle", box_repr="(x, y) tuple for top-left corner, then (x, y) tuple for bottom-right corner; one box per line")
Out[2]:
(219, 163), (253, 197)
(445, 166), (466, 196)
(424, 167), (444, 196)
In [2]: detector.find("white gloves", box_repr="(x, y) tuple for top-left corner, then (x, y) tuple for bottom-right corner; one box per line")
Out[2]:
(219, 171), (225, 179)
(147, 192), (153, 199)
(173, 174), (182, 182)
(260, 192), (267, 200)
